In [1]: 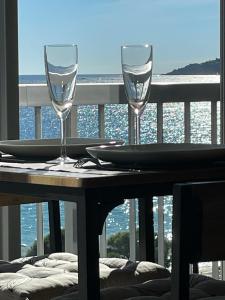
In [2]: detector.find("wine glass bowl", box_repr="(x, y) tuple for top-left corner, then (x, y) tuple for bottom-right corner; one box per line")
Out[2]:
(121, 44), (153, 144)
(44, 44), (78, 164)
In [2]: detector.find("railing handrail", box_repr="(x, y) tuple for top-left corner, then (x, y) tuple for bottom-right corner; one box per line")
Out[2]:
(19, 82), (220, 107)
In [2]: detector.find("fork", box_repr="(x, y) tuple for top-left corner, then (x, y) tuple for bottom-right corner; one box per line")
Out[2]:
(74, 157), (140, 172)
(74, 157), (102, 168)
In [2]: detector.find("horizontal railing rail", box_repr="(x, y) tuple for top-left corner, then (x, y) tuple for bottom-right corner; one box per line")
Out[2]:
(19, 82), (220, 106)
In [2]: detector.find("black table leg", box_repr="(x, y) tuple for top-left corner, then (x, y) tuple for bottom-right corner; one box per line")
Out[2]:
(48, 201), (62, 252)
(138, 196), (155, 262)
(77, 190), (100, 300)
(171, 185), (191, 300)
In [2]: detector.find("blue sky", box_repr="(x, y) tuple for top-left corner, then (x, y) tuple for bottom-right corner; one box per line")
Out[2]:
(18, 0), (220, 75)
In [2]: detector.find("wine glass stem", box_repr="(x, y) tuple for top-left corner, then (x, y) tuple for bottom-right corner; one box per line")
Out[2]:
(135, 114), (140, 145)
(60, 117), (67, 159)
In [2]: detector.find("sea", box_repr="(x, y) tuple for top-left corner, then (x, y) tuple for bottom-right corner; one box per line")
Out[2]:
(19, 74), (220, 252)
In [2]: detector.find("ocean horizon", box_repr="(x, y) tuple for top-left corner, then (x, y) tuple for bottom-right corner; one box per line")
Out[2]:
(19, 74), (220, 84)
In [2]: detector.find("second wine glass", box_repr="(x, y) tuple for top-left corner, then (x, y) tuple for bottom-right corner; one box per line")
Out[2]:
(121, 44), (153, 145)
(44, 44), (78, 164)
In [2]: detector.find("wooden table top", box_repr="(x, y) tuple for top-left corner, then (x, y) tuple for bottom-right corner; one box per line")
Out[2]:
(0, 163), (225, 188)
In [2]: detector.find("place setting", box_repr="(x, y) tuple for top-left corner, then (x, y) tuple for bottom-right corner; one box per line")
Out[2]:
(74, 44), (225, 171)
(0, 138), (123, 162)
(0, 44), (123, 174)
(0, 137), (125, 174)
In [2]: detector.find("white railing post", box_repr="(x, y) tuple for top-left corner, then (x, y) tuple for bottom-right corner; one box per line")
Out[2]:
(157, 102), (163, 143)
(157, 197), (164, 266)
(222, 262), (225, 280)
(211, 100), (219, 277)
(64, 105), (78, 254)
(211, 100), (218, 144)
(98, 104), (107, 258)
(184, 101), (200, 274)
(65, 203), (78, 254)
(129, 199), (136, 261)
(156, 102), (165, 265)
(68, 105), (78, 138)
(212, 262), (220, 279)
(184, 102), (191, 143)
(98, 104), (105, 139)
(128, 105), (137, 261)
(34, 106), (45, 256)
(36, 202), (44, 255)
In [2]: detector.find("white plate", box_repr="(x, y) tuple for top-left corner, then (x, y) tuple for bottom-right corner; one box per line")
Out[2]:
(86, 143), (225, 167)
(0, 138), (124, 159)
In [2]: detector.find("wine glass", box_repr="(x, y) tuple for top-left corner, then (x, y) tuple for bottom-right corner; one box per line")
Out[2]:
(121, 44), (153, 144)
(44, 44), (78, 164)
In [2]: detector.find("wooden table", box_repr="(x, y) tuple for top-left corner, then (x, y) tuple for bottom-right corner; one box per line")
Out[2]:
(1, 163), (225, 300)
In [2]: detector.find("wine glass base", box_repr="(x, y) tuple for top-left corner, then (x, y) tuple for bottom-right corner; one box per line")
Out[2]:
(47, 156), (77, 165)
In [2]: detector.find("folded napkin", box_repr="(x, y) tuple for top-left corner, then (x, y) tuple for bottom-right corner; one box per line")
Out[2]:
(0, 159), (127, 175)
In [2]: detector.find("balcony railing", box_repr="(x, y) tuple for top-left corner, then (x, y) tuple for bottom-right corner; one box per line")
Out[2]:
(18, 77), (221, 277)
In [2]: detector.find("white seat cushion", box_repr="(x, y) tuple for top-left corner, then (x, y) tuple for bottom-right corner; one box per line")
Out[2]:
(0, 252), (170, 300)
(52, 274), (225, 300)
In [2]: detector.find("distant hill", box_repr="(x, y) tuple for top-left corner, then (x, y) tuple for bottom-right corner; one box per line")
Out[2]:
(166, 58), (220, 75)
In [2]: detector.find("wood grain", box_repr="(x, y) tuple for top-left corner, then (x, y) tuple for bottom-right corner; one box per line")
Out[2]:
(0, 164), (225, 189)
(0, 192), (42, 206)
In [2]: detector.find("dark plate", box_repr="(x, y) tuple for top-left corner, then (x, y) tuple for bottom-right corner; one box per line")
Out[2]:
(0, 138), (124, 159)
(86, 143), (225, 168)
